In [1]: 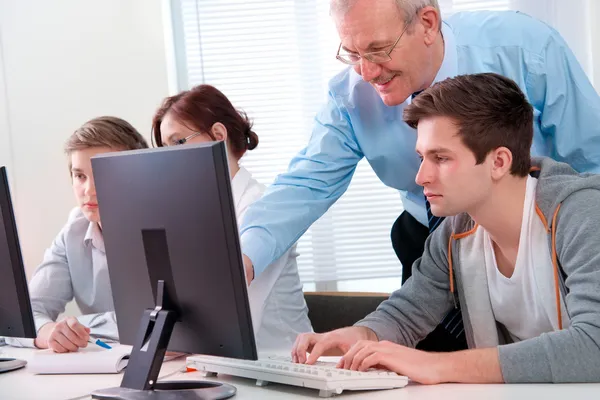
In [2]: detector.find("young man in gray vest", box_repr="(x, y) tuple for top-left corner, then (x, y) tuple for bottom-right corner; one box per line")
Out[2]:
(292, 73), (600, 384)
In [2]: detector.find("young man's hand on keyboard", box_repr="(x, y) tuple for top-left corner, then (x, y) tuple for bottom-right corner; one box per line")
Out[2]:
(335, 340), (503, 384)
(291, 326), (378, 365)
(337, 340), (449, 385)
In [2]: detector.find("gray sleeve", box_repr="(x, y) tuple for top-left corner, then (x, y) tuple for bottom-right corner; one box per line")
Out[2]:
(28, 228), (74, 331)
(354, 219), (455, 347)
(3, 337), (35, 348)
(498, 190), (600, 382)
(78, 312), (119, 342)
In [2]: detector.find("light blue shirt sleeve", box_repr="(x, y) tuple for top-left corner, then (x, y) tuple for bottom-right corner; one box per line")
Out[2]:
(525, 26), (600, 173)
(240, 91), (364, 275)
(242, 11), (600, 276)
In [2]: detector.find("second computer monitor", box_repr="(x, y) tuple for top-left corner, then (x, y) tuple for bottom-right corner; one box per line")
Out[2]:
(92, 142), (257, 360)
(0, 166), (35, 340)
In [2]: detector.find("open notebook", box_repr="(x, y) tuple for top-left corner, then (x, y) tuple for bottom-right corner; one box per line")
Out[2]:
(29, 344), (132, 374)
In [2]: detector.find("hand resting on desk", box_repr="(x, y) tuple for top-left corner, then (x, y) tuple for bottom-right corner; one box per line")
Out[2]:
(34, 316), (90, 353)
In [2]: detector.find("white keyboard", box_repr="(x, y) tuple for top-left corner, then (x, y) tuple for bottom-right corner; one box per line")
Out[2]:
(187, 354), (409, 398)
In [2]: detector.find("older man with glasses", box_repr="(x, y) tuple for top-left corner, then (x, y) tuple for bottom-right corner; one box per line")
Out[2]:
(238, 0), (600, 352)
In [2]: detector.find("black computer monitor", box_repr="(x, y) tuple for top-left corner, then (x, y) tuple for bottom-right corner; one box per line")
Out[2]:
(0, 166), (36, 373)
(90, 142), (257, 399)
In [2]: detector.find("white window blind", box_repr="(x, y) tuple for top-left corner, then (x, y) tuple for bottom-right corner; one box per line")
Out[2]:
(171, 0), (510, 291)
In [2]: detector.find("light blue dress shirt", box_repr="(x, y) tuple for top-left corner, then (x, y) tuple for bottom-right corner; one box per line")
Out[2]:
(240, 10), (600, 276)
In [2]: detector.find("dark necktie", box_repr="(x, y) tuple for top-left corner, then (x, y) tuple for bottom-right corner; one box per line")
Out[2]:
(426, 200), (444, 232)
(425, 183), (464, 343)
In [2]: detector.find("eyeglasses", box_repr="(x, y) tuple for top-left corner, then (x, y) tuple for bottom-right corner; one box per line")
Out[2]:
(336, 22), (410, 65)
(173, 132), (203, 146)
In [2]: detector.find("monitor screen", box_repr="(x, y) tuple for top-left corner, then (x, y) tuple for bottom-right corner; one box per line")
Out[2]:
(0, 166), (36, 339)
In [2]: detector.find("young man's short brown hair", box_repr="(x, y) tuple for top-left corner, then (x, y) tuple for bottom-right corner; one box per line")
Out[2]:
(403, 73), (534, 177)
(65, 116), (149, 157)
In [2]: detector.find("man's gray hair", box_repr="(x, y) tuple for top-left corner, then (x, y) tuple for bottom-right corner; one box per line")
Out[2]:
(331, 0), (440, 24)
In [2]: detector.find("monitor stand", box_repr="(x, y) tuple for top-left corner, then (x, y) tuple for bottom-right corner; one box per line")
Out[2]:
(91, 280), (236, 400)
(0, 358), (27, 373)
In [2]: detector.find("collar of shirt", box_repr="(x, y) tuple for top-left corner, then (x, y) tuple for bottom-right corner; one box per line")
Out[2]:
(83, 221), (105, 253)
(230, 165), (253, 210)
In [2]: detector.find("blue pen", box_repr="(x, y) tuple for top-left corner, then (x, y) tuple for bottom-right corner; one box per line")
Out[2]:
(89, 337), (112, 349)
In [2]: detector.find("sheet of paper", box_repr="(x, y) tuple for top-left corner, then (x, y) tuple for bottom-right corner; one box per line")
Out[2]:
(29, 344), (132, 374)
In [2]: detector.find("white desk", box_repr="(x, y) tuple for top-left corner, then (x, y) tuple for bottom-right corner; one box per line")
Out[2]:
(2, 347), (599, 400)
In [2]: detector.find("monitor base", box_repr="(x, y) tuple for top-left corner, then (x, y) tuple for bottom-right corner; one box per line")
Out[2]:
(0, 358), (27, 373)
(91, 380), (236, 400)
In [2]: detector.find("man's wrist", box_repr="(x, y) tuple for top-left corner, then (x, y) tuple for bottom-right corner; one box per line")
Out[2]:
(430, 351), (453, 383)
(242, 254), (255, 283)
(431, 348), (503, 384)
(34, 322), (55, 349)
(356, 326), (378, 341)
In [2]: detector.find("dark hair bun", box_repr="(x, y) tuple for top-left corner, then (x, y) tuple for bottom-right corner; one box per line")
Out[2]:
(247, 130), (259, 151)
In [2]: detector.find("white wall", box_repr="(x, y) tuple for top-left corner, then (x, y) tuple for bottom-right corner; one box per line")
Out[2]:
(0, 0), (170, 277)
(513, 0), (597, 86)
(0, 29), (13, 180)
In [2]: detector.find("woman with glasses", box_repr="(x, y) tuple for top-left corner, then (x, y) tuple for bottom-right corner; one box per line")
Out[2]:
(152, 84), (312, 352)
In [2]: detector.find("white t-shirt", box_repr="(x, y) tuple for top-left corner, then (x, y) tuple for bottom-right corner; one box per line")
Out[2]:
(231, 166), (312, 352)
(484, 176), (555, 342)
